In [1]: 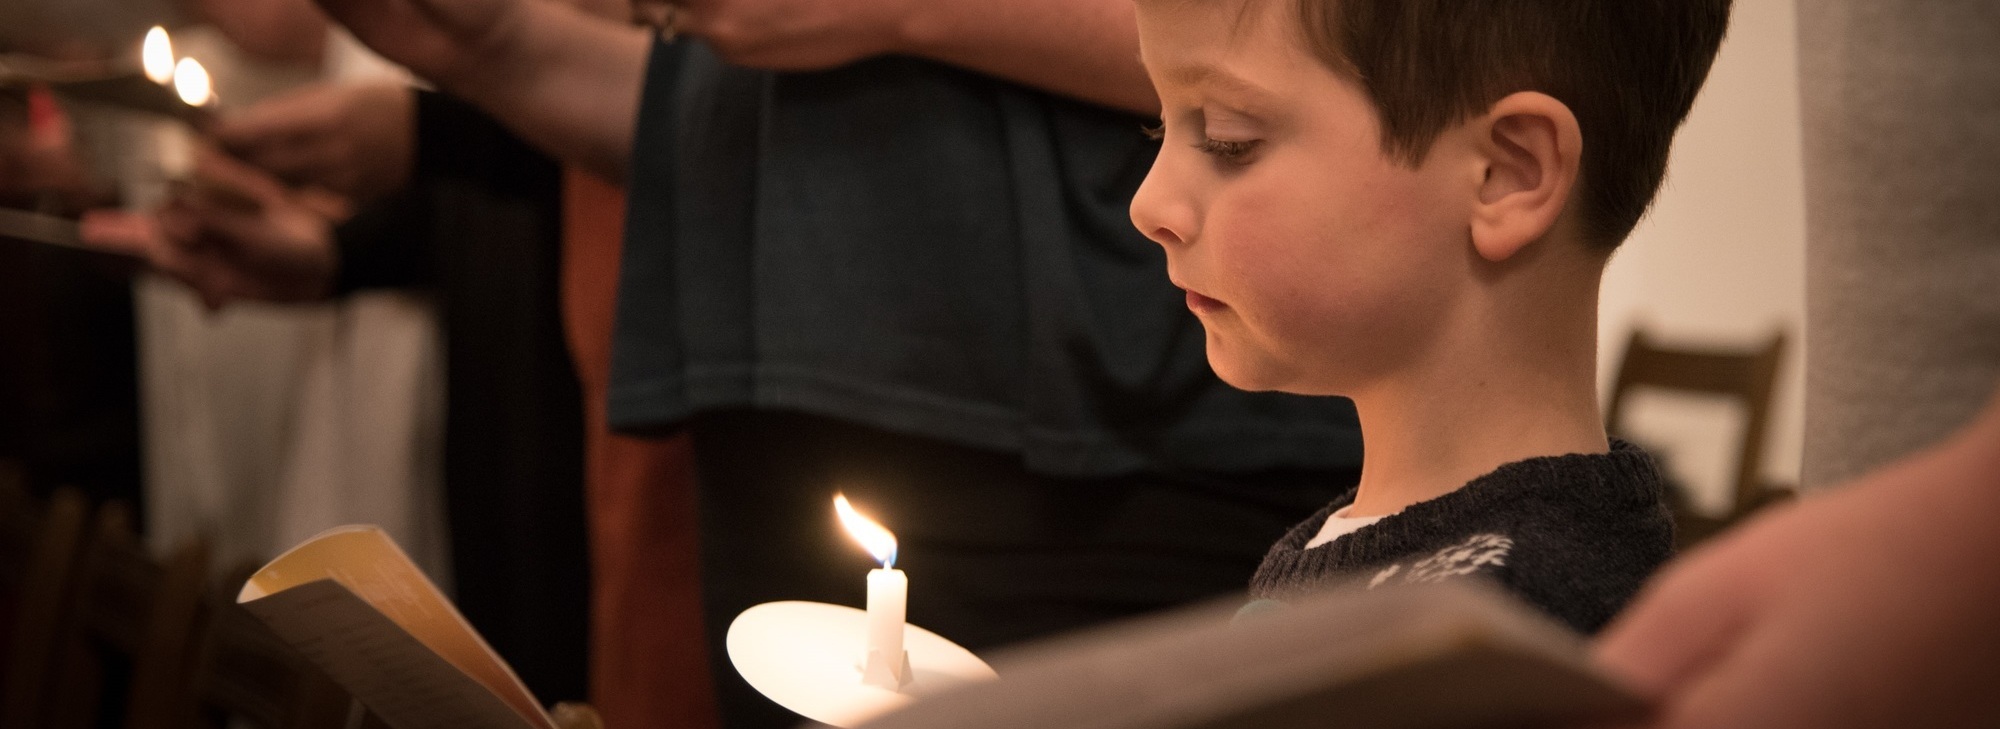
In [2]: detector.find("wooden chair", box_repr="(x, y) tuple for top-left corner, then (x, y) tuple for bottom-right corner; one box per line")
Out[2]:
(0, 486), (91, 729)
(1606, 328), (1792, 546)
(39, 502), (213, 729)
(0, 466), (38, 617)
(1, 488), (363, 729)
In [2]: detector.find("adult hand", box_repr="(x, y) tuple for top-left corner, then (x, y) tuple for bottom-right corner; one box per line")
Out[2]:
(184, 0), (332, 67)
(1592, 395), (2000, 729)
(78, 147), (343, 310)
(660, 0), (1159, 114)
(213, 81), (415, 204)
(662, 0), (919, 69)
(308, 0), (523, 88)
(308, 0), (648, 181)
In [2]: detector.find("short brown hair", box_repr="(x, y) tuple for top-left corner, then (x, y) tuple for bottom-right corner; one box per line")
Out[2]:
(1294, 0), (1732, 249)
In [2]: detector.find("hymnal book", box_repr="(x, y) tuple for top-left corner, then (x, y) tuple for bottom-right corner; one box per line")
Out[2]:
(0, 207), (84, 249)
(236, 525), (556, 729)
(245, 527), (1639, 729)
(838, 579), (1642, 729)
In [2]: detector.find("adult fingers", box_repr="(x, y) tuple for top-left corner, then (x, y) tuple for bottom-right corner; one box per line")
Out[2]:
(293, 187), (354, 221)
(212, 86), (363, 190)
(235, 140), (345, 192)
(76, 210), (166, 260)
(85, 205), (227, 301)
(212, 85), (339, 151)
(1592, 540), (1762, 705)
(186, 203), (282, 257)
(548, 703), (604, 729)
(190, 147), (287, 211)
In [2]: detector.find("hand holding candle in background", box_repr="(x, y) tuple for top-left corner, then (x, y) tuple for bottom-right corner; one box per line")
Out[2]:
(834, 494), (910, 691)
(209, 80), (414, 203)
(71, 28), (415, 310)
(79, 146), (344, 309)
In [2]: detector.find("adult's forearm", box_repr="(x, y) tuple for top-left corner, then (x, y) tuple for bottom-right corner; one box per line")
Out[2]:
(441, 1), (649, 182)
(415, 0), (1154, 179)
(900, 0), (1157, 116)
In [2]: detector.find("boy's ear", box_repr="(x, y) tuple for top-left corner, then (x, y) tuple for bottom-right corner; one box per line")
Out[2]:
(1468, 92), (1583, 263)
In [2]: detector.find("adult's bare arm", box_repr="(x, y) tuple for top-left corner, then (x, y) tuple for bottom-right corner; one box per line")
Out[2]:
(676, 0), (1158, 115)
(907, 0), (1154, 114)
(312, 0), (1153, 182)
(309, 0), (648, 182)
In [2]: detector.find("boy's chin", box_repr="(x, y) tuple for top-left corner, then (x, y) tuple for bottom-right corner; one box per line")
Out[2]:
(1206, 352), (1332, 395)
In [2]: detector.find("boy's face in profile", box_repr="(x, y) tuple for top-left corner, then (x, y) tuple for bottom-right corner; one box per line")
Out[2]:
(1130, 0), (1477, 397)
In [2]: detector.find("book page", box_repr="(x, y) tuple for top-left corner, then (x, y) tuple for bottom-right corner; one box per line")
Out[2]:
(238, 525), (557, 729)
(241, 580), (544, 729)
(841, 580), (1643, 729)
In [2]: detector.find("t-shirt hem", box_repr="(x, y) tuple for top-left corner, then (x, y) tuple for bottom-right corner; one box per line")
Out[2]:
(606, 372), (1361, 476)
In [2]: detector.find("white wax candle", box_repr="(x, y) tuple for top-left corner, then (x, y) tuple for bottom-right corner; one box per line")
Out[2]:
(115, 113), (194, 212)
(865, 567), (907, 681)
(836, 493), (911, 690)
(154, 116), (194, 181)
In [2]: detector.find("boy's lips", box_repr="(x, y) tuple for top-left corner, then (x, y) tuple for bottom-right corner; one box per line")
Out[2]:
(1178, 284), (1226, 314)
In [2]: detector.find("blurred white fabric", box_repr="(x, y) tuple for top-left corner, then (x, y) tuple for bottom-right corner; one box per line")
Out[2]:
(136, 23), (448, 584)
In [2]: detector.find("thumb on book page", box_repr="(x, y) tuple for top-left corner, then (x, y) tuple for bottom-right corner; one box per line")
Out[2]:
(550, 702), (605, 729)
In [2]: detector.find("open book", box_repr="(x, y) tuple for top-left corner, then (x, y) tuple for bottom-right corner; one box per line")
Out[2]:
(836, 579), (1643, 729)
(244, 527), (1640, 729)
(236, 525), (556, 729)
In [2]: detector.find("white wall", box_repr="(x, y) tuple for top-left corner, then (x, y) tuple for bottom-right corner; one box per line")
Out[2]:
(1597, 0), (1808, 514)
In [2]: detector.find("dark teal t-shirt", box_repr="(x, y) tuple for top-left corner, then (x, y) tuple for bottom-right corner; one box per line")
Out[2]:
(608, 39), (1361, 477)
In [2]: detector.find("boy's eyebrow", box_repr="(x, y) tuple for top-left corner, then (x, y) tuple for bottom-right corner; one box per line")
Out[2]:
(1163, 63), (1282, 105)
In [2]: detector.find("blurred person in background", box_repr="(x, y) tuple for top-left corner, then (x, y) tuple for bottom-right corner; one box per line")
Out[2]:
(74, 0), (685, 717)
(3, 0), (435, 552)
(74, 0), (457, 591)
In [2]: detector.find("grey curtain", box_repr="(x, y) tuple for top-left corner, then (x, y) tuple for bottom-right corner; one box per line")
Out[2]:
(1799, 0), (2000, 488)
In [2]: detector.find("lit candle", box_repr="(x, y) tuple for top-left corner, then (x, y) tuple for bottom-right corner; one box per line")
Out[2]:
(834, 494), (909, 690)
(142, 26), (176, 85)
(146, 56), (214, 186)
(172, 57), (214, 108)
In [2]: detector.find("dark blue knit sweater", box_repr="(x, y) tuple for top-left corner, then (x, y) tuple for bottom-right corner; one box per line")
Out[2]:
(1248, 440), (1674, 633)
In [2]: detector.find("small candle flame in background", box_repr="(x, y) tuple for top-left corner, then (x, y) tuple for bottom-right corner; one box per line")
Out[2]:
(173, 57), (213, 107)
(142, 26), (175, 84)
(834, 494), (898, 569)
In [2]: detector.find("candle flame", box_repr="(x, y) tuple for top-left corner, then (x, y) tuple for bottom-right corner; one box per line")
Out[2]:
(173, 58), (213, 107)
(142, 26), (175, 84)
(834, 494), (897, 568)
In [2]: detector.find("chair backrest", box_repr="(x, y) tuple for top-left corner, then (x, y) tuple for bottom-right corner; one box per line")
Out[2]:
(1605, 327), (1788, 517)
(0, 491), (361, 729)
(0, 486), (91, 729)
(38, 502), (213, 729)
(122, 521), (213, 729)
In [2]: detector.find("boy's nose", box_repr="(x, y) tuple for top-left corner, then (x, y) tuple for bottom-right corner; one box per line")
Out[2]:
(1130, 167), (1192, 248)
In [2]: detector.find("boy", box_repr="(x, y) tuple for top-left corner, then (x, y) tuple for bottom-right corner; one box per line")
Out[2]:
(1128, 0), (1731, 632)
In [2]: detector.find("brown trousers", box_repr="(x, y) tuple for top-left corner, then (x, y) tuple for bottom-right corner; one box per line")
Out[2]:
(561, 170), (717, 729)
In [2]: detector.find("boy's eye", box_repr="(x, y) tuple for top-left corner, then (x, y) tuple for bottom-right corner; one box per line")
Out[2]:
(1197, 137), (1260, 162)
(1141, 122), (1165, 141)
